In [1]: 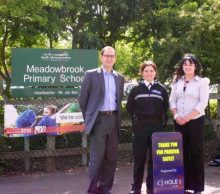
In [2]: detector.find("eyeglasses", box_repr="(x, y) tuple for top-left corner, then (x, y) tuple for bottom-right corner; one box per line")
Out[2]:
(102, 54), (115, 59)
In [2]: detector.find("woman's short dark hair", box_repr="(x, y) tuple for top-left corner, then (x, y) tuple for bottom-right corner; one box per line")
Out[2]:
(173, 53), (202, 82)
(139, 60), (158, 79)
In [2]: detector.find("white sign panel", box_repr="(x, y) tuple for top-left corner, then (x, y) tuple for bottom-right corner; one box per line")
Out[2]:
(56, 112), (84, 123)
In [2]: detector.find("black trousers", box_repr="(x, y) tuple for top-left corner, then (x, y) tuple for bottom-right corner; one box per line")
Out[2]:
(174, 116), (205, 192)
(88, 112), (118, 194)
(132, 121), (162, 192)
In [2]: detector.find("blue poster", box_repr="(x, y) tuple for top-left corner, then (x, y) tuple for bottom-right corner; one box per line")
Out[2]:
(152, 132), (184, 194)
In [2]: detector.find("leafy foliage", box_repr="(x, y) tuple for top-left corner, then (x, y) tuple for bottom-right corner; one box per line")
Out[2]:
(125, 0), (220, 83)
(1, 0), (220, 98)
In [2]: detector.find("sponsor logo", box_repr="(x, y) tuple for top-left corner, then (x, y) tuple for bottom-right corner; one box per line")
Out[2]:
(41, 52), (71, 62)
(156, 178), (182, 187)
(152, 89), (162, 95)
(34, 126), (46, 134)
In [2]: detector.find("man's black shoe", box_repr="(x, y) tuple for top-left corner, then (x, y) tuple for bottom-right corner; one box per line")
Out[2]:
(129, 190), (141, 194)
(208, 160), (220, 166)
(184, 191), (193, 194)
(129, 183), (141, 194)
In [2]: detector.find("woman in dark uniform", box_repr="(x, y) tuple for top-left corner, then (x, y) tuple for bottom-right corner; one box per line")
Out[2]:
(127, 60), (169, 194)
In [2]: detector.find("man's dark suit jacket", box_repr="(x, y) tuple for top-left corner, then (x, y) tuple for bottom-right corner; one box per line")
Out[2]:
(79, 67), (124, 134)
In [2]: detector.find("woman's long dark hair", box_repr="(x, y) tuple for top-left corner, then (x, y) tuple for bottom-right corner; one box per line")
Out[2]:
(173, 53), (203, 82)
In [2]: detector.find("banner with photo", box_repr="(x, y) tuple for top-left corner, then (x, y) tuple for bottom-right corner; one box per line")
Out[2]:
(4, 102), (84, 137)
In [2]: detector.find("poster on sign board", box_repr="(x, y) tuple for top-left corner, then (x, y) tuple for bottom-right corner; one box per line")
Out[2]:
(152, 132), (184, 194)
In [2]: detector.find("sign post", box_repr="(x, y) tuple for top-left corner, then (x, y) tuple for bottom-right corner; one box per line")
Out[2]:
(152, 132), (184, 194)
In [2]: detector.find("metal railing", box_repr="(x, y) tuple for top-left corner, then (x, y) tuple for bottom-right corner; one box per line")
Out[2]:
(0, 92), (219, 174)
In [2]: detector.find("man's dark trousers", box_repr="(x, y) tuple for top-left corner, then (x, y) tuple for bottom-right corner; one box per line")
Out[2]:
(88, 112), (118, 194)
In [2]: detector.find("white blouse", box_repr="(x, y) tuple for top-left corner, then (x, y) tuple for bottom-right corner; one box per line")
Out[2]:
(169, 76), (210, 119)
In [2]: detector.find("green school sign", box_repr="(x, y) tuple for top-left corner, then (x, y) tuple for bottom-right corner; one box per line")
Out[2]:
(11, 48), (98, 97)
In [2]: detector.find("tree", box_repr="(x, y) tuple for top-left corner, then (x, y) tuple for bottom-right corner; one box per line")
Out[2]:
(185, 0), (220, 83)
(62, 0), (136, 49)
(115, 39), (153, 80)
(126, 0), (220, 84)
(0, 0), (62, 98)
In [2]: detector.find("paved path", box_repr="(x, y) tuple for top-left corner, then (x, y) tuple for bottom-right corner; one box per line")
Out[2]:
(0, 164), (219, 194)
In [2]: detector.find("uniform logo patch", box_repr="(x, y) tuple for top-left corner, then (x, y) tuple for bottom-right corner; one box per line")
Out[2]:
(152, 89), (162, 95)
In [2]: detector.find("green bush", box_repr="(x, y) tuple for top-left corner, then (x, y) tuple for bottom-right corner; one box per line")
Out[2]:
(209, 100), (217, 118)
(204, 125), (217, 141)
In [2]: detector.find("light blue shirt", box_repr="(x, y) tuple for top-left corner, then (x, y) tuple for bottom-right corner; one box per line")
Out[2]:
(99, 67), (117, 111)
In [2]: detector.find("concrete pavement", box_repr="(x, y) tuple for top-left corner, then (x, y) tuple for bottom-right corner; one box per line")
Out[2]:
(0, 164), (219, 194)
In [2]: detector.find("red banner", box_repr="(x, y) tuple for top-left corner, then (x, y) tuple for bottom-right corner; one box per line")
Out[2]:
(4, 124), (85, 137)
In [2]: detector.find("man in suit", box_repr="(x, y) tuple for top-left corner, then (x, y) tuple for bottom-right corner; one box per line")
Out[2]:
(79, 46), (124, 194)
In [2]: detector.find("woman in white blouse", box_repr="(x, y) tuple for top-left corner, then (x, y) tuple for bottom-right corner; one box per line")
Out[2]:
(169, 53), (210, 194)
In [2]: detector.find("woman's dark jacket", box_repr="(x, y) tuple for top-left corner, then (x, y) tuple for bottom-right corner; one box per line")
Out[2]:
(126, 80), (169, 128)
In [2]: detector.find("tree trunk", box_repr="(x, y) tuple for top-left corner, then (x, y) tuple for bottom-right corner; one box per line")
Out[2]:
(0, 24), (11, 99)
